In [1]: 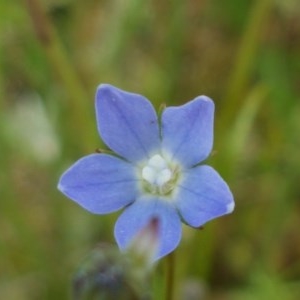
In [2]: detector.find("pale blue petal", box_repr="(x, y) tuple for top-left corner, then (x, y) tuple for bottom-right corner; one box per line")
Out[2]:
(96, 84), (160, 162)
(161, 96), (214, 167)
(114, 197), (181, 260)
(175, 165), (234, 227)
(58, 154), (138, 214)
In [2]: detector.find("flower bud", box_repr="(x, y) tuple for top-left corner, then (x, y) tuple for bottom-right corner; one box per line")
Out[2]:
(127, 217), (160, 269)
(72, 243), (151, 300)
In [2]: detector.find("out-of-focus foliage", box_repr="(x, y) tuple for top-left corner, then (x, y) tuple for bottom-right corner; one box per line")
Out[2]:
(0, 0), (300, 299)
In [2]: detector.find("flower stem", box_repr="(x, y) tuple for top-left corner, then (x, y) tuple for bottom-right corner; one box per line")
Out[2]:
(221, 0), (272, 128)
(165, 251), (176, 300)
(23, 0), (97, 152)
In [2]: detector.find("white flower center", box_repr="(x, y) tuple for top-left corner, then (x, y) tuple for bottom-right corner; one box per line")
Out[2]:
(140, 154), (180, 196)
(142, 154), (172, 187)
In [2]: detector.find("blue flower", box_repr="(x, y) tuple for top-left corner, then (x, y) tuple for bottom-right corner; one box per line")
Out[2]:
(58, 84), (234, 260)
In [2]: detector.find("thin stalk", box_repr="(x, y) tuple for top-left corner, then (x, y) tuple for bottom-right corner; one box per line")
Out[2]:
(165, 251), (176, 300)
(163, 0), (186, 101)
(221, 0), (273, 128)
(23, 0), (97, 152)
(0, 49), (4, 111)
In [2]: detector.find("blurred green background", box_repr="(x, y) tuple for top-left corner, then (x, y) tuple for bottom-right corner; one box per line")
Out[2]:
(1, 0), (300, 299)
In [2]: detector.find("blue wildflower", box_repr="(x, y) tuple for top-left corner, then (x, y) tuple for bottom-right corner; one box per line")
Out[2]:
(58, 84), (234, 260)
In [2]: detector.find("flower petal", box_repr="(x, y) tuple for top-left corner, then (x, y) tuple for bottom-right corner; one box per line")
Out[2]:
(96, 84), (161, 162)
(161, 96), (214, 167)
(175, 165), (234, 227)
(114, 197), (182, 260)
(58, 154), (138, 214)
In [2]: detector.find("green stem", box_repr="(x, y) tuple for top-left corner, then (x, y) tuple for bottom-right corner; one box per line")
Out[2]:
(23, 0), (97, 152)
(163, 0), (186, 101)
(165, 251), (176, 300)
(221, 0), (272, 128)
(0, 49), (4, 112)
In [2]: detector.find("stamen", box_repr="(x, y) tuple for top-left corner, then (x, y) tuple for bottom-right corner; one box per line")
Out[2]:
(148, 154), (168, 169)
(142, 154), (172, 188)
(156, 169), (172, 186)
(142, 166), (157, 185)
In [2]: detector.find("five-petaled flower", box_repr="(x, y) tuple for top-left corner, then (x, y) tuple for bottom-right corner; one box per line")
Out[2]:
(58, 84), (234, 260)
